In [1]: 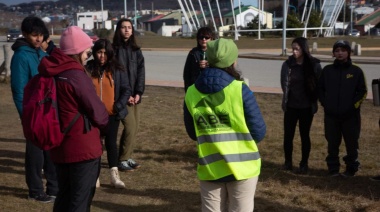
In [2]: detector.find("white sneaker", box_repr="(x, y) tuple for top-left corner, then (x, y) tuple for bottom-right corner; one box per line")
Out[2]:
(96, 177), (100, 188)
(110, 167), (125, 189)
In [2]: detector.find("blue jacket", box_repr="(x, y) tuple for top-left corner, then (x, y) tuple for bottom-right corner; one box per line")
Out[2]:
(184, 68), (266, 143)
(11, 38), (48, 116)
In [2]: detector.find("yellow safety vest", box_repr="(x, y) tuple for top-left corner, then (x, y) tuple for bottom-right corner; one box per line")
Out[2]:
(185, 80), (261, 180)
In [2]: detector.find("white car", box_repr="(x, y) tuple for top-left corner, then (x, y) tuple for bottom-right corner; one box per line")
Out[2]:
(347, 29), (360, 37)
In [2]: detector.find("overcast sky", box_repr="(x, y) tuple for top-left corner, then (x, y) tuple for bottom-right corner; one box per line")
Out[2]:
(2, 0), (258, 7)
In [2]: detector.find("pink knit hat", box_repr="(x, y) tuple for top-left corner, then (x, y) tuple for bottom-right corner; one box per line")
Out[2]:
(60, 26), (93, 55)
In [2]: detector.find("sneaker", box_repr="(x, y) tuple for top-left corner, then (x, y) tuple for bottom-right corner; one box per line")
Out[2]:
(282, 163), (293, 171)
(127, 159), (140, 169)
(28, 193), (54, 203)
(341, 171), (355, 178)
(328, 171), (340, 177)
(118, 161), (134, 172)
(296, 165), (309, 175)
(370, 175), (380, 182)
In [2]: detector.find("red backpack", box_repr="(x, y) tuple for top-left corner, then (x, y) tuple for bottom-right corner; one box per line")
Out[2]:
(22, 75), (80, 150)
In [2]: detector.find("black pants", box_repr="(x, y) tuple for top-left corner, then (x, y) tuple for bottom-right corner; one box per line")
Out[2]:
(283, 107), (314, 166)
(53, 158), (100, 212)
(324, 112), (361, 173)
(25, 140), (58, 197)
(104, 115), (120, 168)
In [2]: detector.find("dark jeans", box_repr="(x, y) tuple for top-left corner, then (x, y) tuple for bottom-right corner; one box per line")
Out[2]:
(25, 140), (58, 197)
(53, 158), (100, 212)
(283, 107), (314, 166)
(104, 115), (120, 168)
(324, 112), (361, 173)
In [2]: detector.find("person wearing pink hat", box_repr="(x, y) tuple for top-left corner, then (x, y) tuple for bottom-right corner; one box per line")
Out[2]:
(38, 26), (109, 212)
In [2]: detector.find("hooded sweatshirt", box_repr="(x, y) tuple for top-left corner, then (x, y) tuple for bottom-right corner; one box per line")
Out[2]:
(38, 48), (109, 163)
(11, 38), (48, 117)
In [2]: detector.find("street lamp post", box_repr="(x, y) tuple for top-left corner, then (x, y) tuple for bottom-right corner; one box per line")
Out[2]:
(124, 0), (127, 19)
(350, 0), (353, 33)
(134, 0), (137, 27)
(101, 0), (104, 28)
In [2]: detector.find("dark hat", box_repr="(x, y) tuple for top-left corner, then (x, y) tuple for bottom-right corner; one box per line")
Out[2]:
(333, 40), (351, 52)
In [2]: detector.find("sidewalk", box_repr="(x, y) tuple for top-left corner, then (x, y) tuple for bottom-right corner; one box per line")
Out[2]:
(238, 48), (380, 65)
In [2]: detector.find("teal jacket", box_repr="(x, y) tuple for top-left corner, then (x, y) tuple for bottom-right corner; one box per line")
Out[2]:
(11, 38), (47, 117)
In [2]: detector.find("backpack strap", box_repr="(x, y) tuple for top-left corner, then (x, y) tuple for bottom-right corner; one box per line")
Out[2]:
(62, 112), (81, 134)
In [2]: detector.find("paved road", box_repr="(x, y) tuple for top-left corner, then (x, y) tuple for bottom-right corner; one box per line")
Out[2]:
(144, 50), (379, 98)
(1, 37), (379, 98)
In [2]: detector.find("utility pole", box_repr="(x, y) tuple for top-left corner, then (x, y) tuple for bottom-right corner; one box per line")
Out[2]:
(134, 0), (137, 27)
(282, 0), (287, 56)
(101, 0), (104, 28)
(350, 0), (353, 32)
(124, 0), (127, 19)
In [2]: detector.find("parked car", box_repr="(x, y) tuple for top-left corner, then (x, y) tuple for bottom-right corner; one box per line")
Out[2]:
(347, 29), (360, 37)
(7, 29), (23, 42)
(367, 28), (380, 36)
(83, 30), (99, 43)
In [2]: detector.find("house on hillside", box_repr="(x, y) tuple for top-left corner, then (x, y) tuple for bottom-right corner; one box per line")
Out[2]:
(355, 8), (380, 34)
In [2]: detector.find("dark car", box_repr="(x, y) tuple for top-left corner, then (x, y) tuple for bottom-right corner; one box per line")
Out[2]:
(7, 29), (23, 42)
(83, 30), (99, 43)
(368, 28), (380, 36)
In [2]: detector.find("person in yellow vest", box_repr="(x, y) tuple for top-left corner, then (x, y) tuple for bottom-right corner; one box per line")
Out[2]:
(184, 38), (266, 212)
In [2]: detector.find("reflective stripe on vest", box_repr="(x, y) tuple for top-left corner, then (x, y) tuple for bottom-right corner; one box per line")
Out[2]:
(185, 80), (261, 181)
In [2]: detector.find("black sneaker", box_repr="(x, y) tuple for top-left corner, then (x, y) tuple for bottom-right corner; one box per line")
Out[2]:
(341, 171), (355, 178)
(28, 193), (54, 203)
(296, 165), (309, 175)
(328, 171), (340, 177)
(127, 159), (140, 169)
(370, 175), (380, 182)
(282, 162), (293, 171)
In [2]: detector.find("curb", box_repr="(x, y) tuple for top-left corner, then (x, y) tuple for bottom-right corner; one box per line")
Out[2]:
(238, 53), (380, 65)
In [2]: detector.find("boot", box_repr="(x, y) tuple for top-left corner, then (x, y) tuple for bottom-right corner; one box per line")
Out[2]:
(96, 177), (100, 188)
(110, 167), (125, 189)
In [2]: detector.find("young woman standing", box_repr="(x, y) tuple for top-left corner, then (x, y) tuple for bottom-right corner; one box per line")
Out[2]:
(86, 39), (131, 188)
(38, 26), (109, 211)
(280, 37), (321, 174)
(113, 19), (145, 171)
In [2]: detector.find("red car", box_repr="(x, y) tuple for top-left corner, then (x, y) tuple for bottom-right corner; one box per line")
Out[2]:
(83, 30), (99, 43)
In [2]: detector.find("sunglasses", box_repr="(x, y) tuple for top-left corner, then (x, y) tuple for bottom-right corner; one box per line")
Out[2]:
(198, 36), (211, 40)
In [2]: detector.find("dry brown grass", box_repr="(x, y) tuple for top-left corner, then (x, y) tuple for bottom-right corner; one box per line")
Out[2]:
(1, 80), (380, 211)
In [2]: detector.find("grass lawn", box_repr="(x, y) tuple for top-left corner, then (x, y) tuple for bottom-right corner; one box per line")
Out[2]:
(0, 82), (380, 211)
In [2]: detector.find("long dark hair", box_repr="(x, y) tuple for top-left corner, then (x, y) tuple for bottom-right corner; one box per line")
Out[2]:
(224, 64), (243, 81)
(113, 18), (140, 51)
(292, 37), (318, 101)
(90, 39), (125, 78)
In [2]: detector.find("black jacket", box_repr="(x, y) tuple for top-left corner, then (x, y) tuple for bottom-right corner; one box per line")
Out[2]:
(280, 56), (322, 114)
(318, 59), (367, 118)
(115, 45), (145, 103)
(86, 60), (131, 120)
(183, 46), (205, 92)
